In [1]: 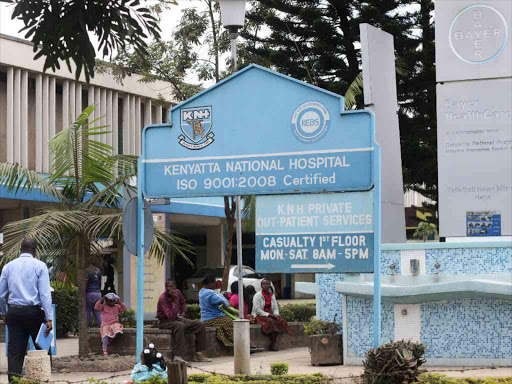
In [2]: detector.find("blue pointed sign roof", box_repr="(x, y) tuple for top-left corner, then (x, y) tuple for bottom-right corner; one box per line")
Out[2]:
(170, 64), (344, 113)
(142, 63), (374, 198)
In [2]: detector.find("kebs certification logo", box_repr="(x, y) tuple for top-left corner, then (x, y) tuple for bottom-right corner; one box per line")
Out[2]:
(291, 101), (330, 143)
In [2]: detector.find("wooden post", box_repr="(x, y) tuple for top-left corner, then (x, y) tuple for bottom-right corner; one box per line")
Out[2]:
(167, 362), (188, 384)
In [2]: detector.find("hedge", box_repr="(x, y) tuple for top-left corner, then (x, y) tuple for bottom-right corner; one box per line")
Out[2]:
(51, 282), (79, 337)
(416, 375), (512, 384)
(13, 373), (512, 384)
(279, 303), (316, 323)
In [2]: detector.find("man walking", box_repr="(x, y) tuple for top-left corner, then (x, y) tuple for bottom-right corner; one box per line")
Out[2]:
(0, 238), (53, 382)
(157, 279), (211, 364)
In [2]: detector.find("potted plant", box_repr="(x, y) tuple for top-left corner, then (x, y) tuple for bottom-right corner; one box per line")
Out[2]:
(304, 318), (342, 366)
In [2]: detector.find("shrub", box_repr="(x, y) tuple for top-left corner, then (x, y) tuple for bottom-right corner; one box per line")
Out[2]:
(303, 319), (340, 336)
(362, 340), (426, 384)
(186, 303), (201, 320)
(279, 306), (295, 322)
(270, 362), (289, 376)
(416, 375), (512, 384)
(279, 303), (316, 322)
(51, 282), (78, 337)
(119, 308), (136, 328)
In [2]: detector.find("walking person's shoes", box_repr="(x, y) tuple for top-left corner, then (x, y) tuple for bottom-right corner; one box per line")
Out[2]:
(193, 352), (212, 362)
(173, 356), (192, 367)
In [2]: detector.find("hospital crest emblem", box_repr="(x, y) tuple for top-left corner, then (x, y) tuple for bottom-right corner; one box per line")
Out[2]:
(179, 106), (214, 150)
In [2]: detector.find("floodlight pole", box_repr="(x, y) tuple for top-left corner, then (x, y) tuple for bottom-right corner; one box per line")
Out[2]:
(229, 27), (251, 375)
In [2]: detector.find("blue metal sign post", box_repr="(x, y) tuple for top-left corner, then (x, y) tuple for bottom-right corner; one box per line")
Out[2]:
(136, 64), (382, 357)
(136, 158), (145, 362)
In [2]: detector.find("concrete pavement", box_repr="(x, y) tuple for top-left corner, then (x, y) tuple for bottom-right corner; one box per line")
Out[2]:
(0, 338), (510, 383)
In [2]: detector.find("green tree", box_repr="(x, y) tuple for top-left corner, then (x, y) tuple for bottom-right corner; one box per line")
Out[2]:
(0, 0), (164, 81)
(100, 1), (241, 291)
(0, 106), (193, 357)
(413, 221), (437, 242)
(241, 0), (438, 208)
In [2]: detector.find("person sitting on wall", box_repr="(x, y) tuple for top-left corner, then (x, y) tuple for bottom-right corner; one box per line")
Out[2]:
(229, 281), (248, 319)
(252, 279), (291, 351)
(198, 274), (235, 347)
(245, 285), (257, 316)
(157, 279), (211, 364)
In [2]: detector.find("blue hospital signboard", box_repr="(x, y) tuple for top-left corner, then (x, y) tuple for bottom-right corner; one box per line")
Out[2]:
(142, 65), (374, 198)
(142, 64), (378, 274)
(256, 192), (374, 273)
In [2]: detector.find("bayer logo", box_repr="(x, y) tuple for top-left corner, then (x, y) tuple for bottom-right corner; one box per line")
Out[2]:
(291, 101), (330, 143)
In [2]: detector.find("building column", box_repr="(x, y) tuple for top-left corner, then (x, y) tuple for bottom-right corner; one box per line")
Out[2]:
(13, 69), (21, 164)
(6, 67), (14, 164)
(112, 92), (119, 154)
(49, 77), (56, 147)
(62, 80), (70, 130)
(123, 95), (131, 155)
(106, 90), (113, 147)
(21, 71), (29, 168)
(129, 95), (136, 155)
(100, 88), (107, 144)
(75, 83), (82, 119)
(135, 96), (141, 155)
(155, 104), (163, 124)
(35, 74), (43, 172)
(42, 75), (49, 172)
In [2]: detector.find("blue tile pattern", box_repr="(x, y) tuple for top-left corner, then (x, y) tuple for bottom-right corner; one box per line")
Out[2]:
(346, 297), (394, 357)
(316, 273), (344, 325)
(421, 299), (512, 359)
(425, 247), (511, 275)
(316, 246), (512, 360)
(380, 250), (401, 275)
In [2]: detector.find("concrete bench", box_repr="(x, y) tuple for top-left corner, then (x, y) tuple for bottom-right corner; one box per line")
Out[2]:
(87, 322), (308, 360)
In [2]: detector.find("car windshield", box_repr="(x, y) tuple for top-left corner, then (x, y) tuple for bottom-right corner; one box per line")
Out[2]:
(191, 267), (224, 278)
(233, 267), (257, 277)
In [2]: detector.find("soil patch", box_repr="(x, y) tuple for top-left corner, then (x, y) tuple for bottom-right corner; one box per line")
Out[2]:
(52, 353), (136, 373)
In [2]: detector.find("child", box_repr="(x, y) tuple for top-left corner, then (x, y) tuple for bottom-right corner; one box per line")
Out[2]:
(94, 292), (126, 355)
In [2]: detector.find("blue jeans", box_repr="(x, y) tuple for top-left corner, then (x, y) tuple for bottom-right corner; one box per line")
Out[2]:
(86, 291), (102, 327)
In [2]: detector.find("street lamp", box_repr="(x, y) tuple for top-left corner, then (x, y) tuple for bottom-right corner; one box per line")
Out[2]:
(217, 0), (246, 72)
(217, 0), (249, 376)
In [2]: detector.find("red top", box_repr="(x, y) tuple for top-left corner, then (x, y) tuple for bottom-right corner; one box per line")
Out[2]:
(94, 299), (127, 326)
(262, 290), (273, 313)
(229, 294), (249, 318)
(157, 289), (186, 321)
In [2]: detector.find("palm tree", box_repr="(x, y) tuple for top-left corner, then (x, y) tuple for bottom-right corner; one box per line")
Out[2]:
(0, 106), (193, 357)
(413, 222), (437, 242)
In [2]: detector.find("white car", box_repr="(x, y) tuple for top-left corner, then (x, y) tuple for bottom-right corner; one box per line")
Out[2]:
(182, 265), (273, 303)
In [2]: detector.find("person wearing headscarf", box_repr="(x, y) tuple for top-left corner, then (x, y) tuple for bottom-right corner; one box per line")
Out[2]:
(94, 293), (126, 355)
(198, 274), (234, 347)
(228, 281), (249, 319)
(252, 279), (291, 351)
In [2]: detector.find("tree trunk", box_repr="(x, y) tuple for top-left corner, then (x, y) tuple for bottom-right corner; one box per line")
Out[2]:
(77, 238), (89, 357)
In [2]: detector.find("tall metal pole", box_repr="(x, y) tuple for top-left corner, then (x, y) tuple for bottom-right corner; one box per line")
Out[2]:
(236, 195), (244, 318)
(231, 34), (245, 320)
(231, 31), (250, 375)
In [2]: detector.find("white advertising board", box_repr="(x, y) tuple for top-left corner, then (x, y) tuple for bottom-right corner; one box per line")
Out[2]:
(437, 78), (512, 237)
(436, 0), (512, 82)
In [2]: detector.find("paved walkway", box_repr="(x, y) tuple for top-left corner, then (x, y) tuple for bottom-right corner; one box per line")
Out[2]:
(0, 338), (510, 383)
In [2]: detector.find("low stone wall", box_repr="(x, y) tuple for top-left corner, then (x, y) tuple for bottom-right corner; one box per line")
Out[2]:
(88, 322), (308, 360)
